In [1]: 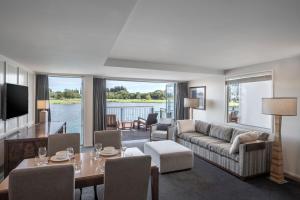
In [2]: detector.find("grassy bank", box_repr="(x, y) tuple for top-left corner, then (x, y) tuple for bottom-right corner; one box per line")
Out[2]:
(50, 98), (81, 104)
(50, 98), (165, 104)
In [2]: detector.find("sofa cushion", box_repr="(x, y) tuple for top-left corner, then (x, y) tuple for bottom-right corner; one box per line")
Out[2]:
(230, 128), (249, 143)
(156, 124), (170, 131)
(209, 124), (233, 142)
(178, 132), (202, 142)
(177, 120), (195, 134)
(151, 130), (167, 140)
(209, 142), (239, 162)
(190, 136), (224, 149)
(195, 120), (211, 135)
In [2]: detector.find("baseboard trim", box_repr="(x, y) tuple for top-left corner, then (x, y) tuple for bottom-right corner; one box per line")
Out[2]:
(285, 172), (300, 183)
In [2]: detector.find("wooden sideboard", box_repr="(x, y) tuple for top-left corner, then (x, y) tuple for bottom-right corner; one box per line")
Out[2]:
(3, 122), (66, 177)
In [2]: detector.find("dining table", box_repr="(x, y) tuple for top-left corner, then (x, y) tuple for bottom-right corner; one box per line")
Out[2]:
(0, 147), (159, 200)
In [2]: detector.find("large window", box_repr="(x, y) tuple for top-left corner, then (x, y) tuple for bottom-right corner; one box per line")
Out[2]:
(49, 76), (83, 144)
(226, 74), (273, 129)
(106, 80), (169, 122)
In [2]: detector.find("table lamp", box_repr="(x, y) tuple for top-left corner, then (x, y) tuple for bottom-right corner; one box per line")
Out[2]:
(262, 97), (297, 184)
(37, 100), (49, 123)
(184, 98), (199, 119)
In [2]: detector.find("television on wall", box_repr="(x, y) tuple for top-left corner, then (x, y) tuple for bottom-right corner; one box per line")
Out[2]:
(1, 83), (28, 120)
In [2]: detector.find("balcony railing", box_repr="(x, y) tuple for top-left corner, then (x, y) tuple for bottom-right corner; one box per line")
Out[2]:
(107, 106), (170, 121)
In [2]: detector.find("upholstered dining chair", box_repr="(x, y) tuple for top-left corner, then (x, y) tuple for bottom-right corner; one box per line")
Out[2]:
(94, 130), (121, 149)
(48, 133), (80, 156)
(103, 155), (151, 200)
(9, 165), (75, 200)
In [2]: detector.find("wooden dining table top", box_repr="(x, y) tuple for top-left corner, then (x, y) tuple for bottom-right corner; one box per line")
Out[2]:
(0, 147), (157, 194)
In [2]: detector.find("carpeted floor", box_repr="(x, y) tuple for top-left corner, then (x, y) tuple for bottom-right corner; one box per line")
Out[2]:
(79, 147), (300, 200)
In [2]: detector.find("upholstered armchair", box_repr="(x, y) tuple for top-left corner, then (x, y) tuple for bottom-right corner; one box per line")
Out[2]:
(150, 119), (176, 141)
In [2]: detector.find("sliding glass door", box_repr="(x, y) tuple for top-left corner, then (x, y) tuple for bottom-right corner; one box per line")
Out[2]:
(166, 83), (176, 119)
(49, 76), (83, 144)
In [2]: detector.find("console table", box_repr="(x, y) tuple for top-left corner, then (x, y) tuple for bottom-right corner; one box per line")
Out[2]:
(3, 122), (66, 177)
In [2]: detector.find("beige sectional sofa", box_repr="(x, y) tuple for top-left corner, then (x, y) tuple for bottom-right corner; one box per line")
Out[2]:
(175, 120), (272, 178)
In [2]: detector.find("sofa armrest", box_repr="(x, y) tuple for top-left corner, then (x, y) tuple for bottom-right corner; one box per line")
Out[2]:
(150, 124), (158, 133)
(239, 140), (267, 152)
(167, 125), (176, 141)
(239, 140), (273, 177)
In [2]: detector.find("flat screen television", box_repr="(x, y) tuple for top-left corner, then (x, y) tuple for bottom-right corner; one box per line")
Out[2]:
(1, 83), (28, 120)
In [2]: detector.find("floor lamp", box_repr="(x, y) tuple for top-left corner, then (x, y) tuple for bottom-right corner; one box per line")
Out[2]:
(37, 100), (49, 123)
(184, 98), (199, 120)
(262, 97), (297, 184)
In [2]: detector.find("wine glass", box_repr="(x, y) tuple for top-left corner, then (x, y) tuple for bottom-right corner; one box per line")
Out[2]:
(121, 145), (127, 157)
(38, 147), (47, 165)
(73, 159), (82, 173)
(67, 147), (74, 160)
(94, 143), (102, 160)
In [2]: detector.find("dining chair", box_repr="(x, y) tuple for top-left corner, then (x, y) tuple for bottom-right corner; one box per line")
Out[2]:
(103, 155), (151, 200)
(9, 165), (75, 200)
(94, 130), (121, 149)
(48, 133), (80, 156)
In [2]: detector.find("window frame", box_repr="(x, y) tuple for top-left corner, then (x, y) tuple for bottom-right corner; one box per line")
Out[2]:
(225, 71), (274, 131)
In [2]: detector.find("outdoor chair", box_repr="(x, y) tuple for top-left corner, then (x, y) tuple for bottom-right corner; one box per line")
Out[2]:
(138, 113), (158, 131)
(106, 114), (119, 130)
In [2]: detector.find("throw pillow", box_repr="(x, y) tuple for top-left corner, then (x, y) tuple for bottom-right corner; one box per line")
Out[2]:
(229, 131), (259, 154)
(156, 124), (171, 131)
(257, 132), (269, 141)
(230, 128), (249, 144)
(177, 120), (195, 134)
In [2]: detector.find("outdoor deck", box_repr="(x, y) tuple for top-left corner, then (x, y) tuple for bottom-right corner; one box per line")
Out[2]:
(121, 128), (150, 141)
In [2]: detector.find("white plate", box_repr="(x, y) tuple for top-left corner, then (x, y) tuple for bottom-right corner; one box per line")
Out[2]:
(100, 149), (119, 156)
(50, 155), (69, 162)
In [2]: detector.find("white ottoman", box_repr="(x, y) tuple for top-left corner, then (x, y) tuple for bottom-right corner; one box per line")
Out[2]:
(144, 140), (194, 173)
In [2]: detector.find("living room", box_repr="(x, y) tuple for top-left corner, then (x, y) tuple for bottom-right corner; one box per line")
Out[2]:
(0, 0), (300, 200)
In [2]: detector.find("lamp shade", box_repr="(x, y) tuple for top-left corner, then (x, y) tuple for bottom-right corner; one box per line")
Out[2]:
(37, 100), (49, 110)
(262, 98), (297, 116)
(184, 98), (199, 108)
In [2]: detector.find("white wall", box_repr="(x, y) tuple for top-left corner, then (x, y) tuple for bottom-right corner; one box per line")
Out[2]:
(189, 75), (226, 124)
(226, 55), (300, 179)
(0, 54), (35, 166)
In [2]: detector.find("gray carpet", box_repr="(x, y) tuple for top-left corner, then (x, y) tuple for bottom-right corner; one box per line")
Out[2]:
(78, 154), (300, 200)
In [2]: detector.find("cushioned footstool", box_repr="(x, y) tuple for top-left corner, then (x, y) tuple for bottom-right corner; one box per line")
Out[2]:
(144, 140), (194, 173)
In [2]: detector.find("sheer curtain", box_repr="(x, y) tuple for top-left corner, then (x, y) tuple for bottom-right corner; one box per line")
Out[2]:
(35, 74), (51, 123)
(93, 78), (106, 132)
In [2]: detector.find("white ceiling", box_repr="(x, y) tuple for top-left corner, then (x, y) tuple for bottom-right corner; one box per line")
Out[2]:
(0, 0), (138, 75)
(1, 0), (300, 80)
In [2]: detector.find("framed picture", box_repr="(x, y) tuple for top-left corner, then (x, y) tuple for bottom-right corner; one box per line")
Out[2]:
(189, 86), (206, 110)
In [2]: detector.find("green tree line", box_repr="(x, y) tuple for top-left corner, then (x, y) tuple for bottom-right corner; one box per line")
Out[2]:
(50, 89), (81, 99)
(106, 86), (165, 100)
(49, 86), (166, 100)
